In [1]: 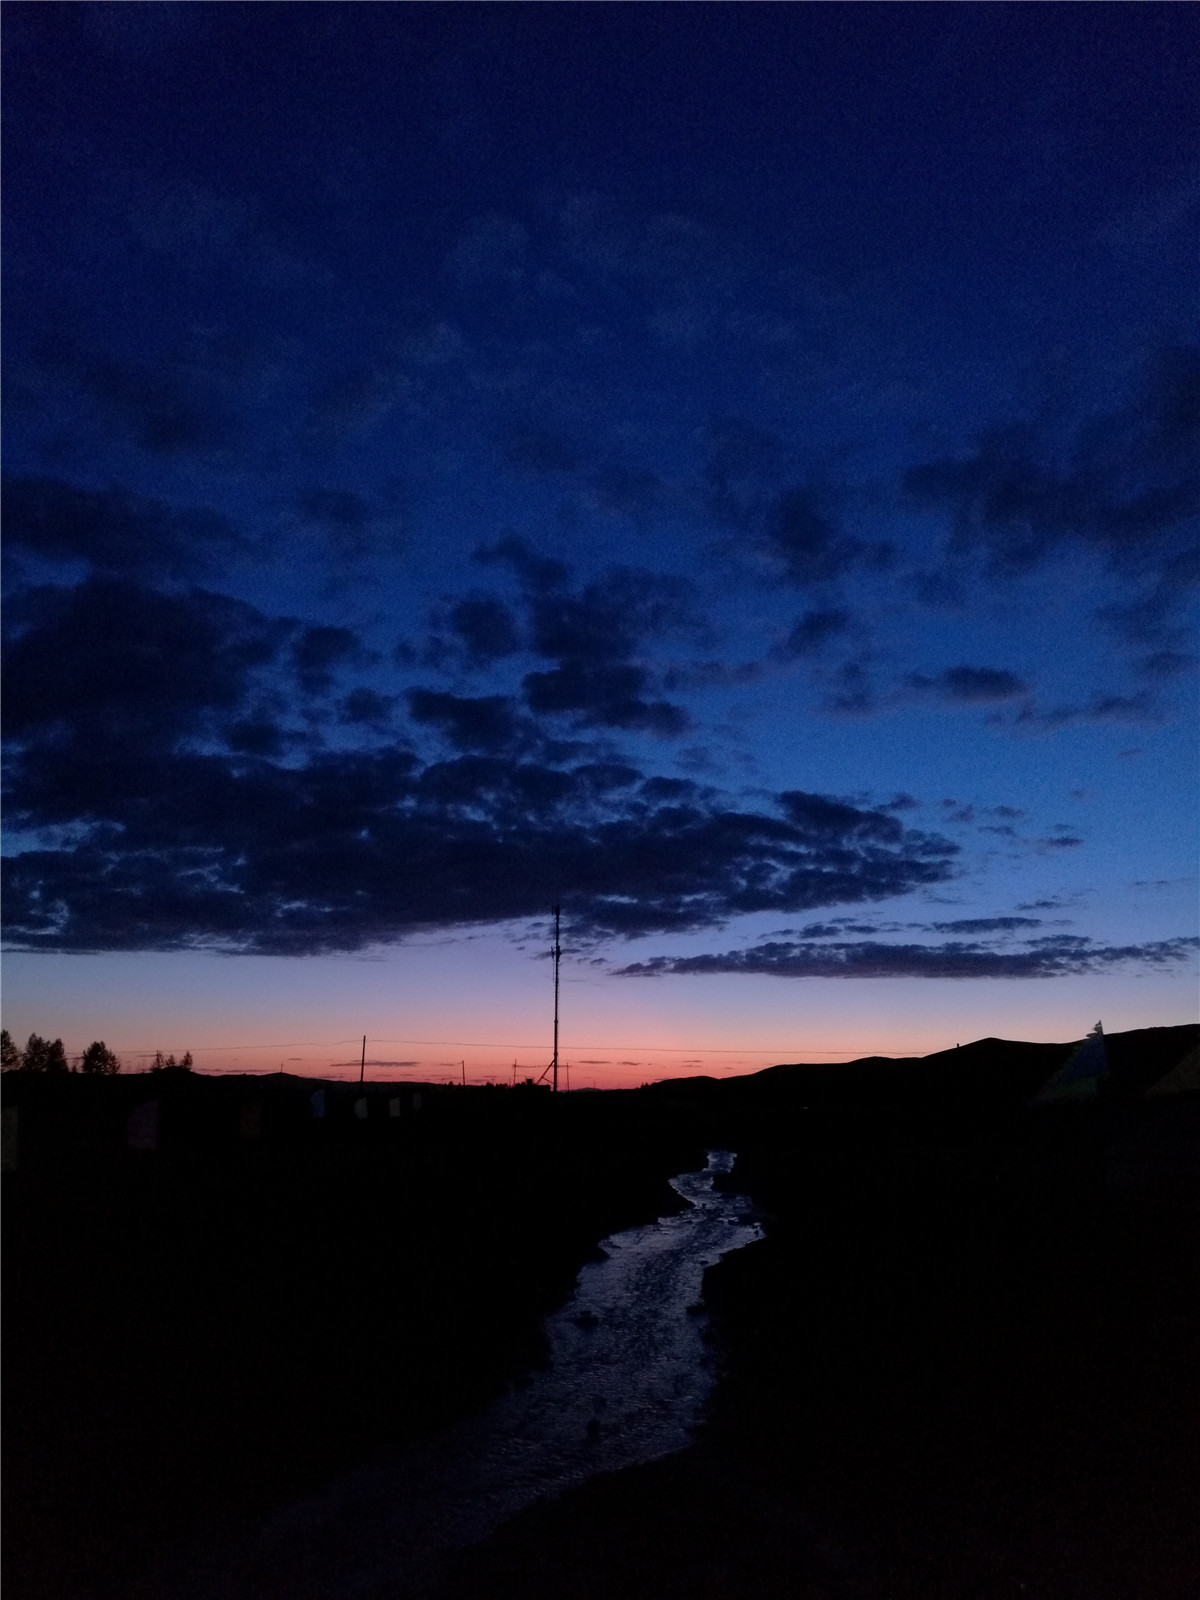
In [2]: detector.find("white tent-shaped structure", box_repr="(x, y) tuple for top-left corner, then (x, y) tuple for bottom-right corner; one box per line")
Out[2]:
(1034, 1021), (1109, 1105)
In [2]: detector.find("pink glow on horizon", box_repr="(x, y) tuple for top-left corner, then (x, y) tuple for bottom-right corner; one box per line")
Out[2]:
(3, 941), (1194, 1091)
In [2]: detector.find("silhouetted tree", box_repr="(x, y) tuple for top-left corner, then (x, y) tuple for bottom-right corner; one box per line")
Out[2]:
(80, 1040), (121, 1076)
(150, 1050), (193, 1073)
(0, 1029), (21, 1072)
(22, 1034), (69, 1074)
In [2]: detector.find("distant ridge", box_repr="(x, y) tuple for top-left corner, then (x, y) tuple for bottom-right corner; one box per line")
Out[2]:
(647, 1024), (1199, 1113)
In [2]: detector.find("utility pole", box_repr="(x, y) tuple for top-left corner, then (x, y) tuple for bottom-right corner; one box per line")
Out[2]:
(359, 1035), (366, 1086)
(551, 902), (561, 1094)
(535, 905), (563, 1093)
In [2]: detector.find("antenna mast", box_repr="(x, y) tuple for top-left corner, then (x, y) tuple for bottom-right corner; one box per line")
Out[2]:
(535, 905), (563, 1092)
(551, 903), (561, 1093)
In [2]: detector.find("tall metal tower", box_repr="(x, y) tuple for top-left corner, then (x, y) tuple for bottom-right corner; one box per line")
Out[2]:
(550, 903), (561, 1093)
(536, 904), (563, 1092)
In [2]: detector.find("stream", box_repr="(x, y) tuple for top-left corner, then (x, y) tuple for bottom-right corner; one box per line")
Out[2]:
(166, 1150), (762, 1600)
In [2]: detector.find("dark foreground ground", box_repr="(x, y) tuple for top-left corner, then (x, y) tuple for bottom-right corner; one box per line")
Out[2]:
(441, 1025), (1200, 1600)
(2, 1075), (703, 1600)
(4, 1023), (1198, 1600)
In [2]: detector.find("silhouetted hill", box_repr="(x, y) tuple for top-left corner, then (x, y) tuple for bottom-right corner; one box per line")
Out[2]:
(646, 1023), (1198, 1118)
(1101, 1023), (1200, 1090)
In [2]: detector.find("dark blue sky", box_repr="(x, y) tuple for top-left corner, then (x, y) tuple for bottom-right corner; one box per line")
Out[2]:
(3, 4), (1196, 1076)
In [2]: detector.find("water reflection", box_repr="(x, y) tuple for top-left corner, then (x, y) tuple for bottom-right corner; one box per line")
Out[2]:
(175, 1151), (760, 1600)
(527, 1148), (762, 1483)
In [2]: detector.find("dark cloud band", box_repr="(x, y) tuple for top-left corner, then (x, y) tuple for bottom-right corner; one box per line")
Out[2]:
(2, 730), (959, 952)
(618, 934), (1200, 980)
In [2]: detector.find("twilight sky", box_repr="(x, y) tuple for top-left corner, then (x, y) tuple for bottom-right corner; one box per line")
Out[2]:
(2, 4), (1197, 1083)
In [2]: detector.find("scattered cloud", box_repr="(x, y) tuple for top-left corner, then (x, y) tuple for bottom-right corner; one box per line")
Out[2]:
(524, 567), (689, 661)
(904, 345), (1200, 575)
(447, 595), (522, 664)
(1095, 548), (1200, 647)
(906, 665), (1029, 703)
(785, 607), (851, 656)
(2, 711), (961, 951)
(523, 660), (689, 735)
(928, 916), (1043, 933)
(792, 919), (901, 938)
(1136, 650), (1197, 679)
(225, 717), (289, 759)
(339, 689), (395, 729)
(766, 488), (863, 585)
(473, 533), (569, 593)
(2, 475), (244, 583)
(939, 800), (976, 826)
(2, 578), (285, 754)
(1007, 691), (1161, 732)
(2, 13), (1194, 1004)
(701, 422), (884, 588)
(825, 660), (877, 716)
(290, 624), (361, 695)
(296, 486), (395, 561)
(46, 346), (237, 457)
(618, 934), (1199, 981)
(406, 690), (522, 754)
(881, 792), (921, 812)
(468, 549), (697, 735)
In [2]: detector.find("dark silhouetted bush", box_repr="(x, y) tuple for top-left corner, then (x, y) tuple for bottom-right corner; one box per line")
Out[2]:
(80, 1040), (121, 1075)
(20, 1034), (69, 1074)
(149, 1050), (192, 1072)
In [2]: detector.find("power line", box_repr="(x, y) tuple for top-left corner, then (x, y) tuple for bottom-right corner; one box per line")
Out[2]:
(123, 1038), (891, 1057)
(359, 1039), (885, 1055)
(125, 1039), (372, 1055)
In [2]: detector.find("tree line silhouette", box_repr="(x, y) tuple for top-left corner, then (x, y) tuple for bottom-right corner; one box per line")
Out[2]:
(0, 1030), (193, 1075)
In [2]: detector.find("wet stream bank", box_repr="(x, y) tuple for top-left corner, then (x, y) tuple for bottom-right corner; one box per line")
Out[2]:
(3, 1078), (711, 1600)
(156, 1152), (762, 1600)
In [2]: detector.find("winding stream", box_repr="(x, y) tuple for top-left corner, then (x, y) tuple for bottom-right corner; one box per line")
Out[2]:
(169, 1150), (761, 1600)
